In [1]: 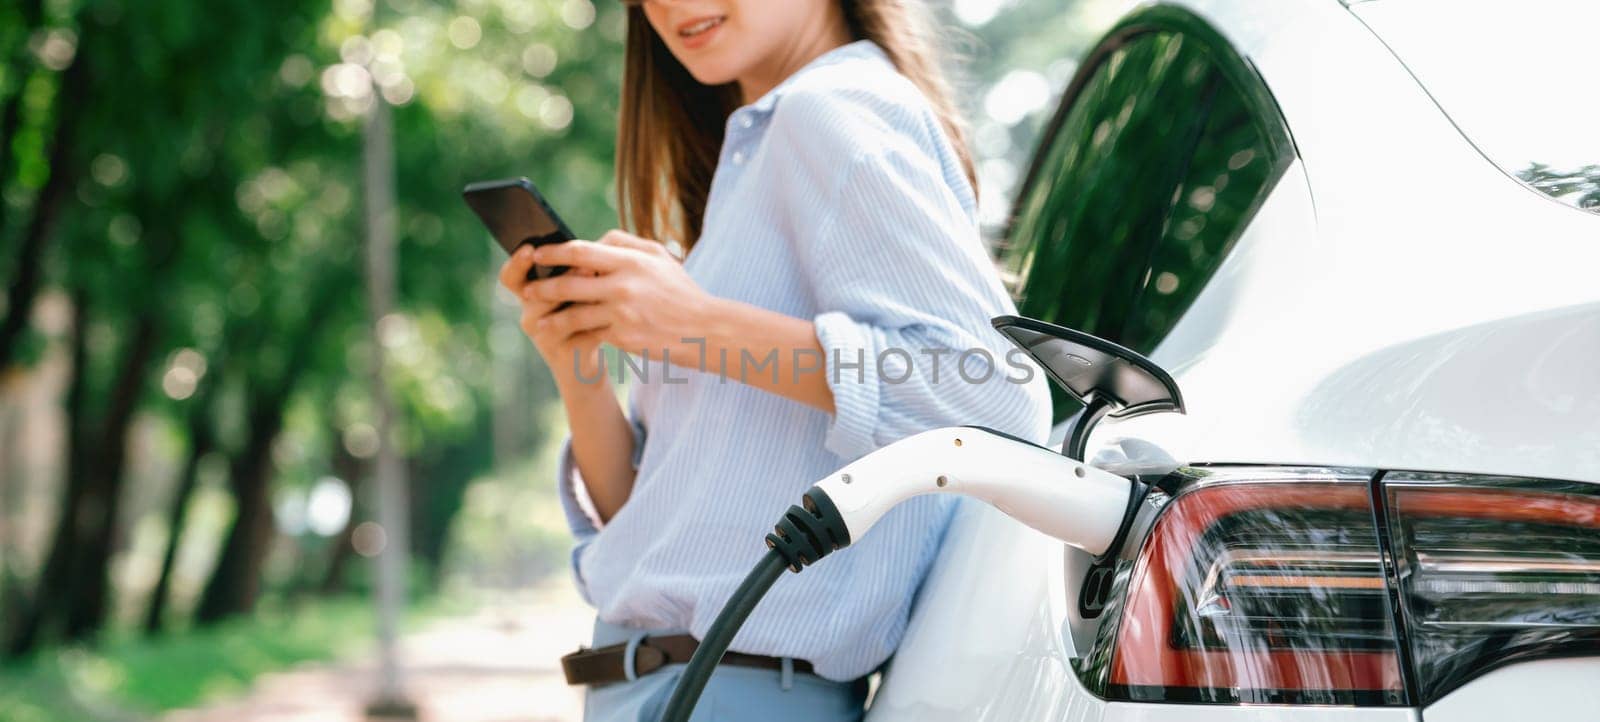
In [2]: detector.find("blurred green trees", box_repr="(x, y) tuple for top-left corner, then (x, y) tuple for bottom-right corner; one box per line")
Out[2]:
(0, 0), (1123, 673)
(0, 0), (628, 657)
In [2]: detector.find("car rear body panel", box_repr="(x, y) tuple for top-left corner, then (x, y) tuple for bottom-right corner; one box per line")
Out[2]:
(872, 0), (1600, 717)
(1098, 0), (1600, 484)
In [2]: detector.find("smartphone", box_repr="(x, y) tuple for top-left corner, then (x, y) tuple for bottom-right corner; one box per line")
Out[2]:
(462, 177), (576, 282)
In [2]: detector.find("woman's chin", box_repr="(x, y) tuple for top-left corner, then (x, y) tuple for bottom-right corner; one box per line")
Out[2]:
(669, 45), (744, 88)
(682, 63), (740, 88)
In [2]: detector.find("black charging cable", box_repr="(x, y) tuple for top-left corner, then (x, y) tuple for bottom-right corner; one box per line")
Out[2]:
(652, 423), (1145, 720)
(657, 488), (851, 722)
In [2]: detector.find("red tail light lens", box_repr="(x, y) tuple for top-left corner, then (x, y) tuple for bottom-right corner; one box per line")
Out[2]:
(1107, 468), (1408, 705)
(1382, 473), (1600, 704)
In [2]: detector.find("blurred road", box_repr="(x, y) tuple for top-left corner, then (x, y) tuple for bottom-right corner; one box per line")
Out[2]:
(164, 580), (592, 722)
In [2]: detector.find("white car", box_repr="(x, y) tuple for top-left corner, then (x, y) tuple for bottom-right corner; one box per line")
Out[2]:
(870, 1), (1600, 720)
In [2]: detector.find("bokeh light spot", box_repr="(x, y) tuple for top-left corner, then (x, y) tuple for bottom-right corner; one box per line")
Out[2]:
(352, 522), (387, 557)
(162, 366), (198, 400)
(308, 477), (354, 537)
(522, 43), (557, 78)
(343, 422), (381, 459)
(90, 153), (127, 187)
(371, 29), (404, 60)
(108, 213), (140, 246)
(32, 29), (77, 70)
(984, 69), (1050, 125)
(540, 94), (573, 130)
(561, 0), (596, 30)
(279, 54), (314, 87)
(448, 16), (482, 50)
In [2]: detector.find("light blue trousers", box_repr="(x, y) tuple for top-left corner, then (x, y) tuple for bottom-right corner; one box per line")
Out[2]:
(582, 618), (869, 722)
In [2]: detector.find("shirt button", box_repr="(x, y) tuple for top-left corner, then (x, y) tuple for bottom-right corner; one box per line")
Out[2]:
(739, 115), (754, 129)
(732, 150), (746, 165)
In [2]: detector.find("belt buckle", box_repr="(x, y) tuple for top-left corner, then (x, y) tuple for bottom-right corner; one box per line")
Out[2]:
(623, 634), (646, 682)
(560, 635), (669, 687)
(630, 635), (669, 680)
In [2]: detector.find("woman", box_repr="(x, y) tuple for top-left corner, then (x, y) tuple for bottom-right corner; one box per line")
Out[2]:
(496, 0), (1051, 719)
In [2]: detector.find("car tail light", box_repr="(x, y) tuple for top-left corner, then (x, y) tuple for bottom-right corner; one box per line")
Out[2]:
(1381, 473), (1600, 704)
(1106, 468), (1408, 705)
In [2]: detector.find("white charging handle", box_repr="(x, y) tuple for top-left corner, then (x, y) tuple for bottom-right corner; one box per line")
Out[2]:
(812, 426), (1132, 556)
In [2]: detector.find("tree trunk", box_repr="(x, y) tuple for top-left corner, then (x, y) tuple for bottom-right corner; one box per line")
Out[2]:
(193, 393), (284, 624)
(142, 318), (235, 635)
(141, 411), (214, 634)
(5, 291), (89, 658)
(61, 315), (159, 641)
(190, 307), (336, 621)
(407, 440), (482, 590)
(10, 297), (164, 652)
(192, 275), (344, 624)
(0, 32), (91, 370)
(0, 380), (23, 625)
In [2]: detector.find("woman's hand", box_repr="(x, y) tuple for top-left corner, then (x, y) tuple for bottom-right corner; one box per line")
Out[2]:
(520, 229), (835, 413)
(524, 230), (714, 362)
(498, 244), (606, 388)
(498, 237), (646, 523)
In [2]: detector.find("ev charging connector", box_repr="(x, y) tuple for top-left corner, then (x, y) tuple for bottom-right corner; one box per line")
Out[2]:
(659, 316), (1186, 722)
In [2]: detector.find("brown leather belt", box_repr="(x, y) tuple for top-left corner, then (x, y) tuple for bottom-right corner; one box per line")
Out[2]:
(561, 634), (814, 686)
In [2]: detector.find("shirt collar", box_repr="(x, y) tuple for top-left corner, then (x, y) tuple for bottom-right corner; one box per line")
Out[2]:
(741, 39), (891, 116)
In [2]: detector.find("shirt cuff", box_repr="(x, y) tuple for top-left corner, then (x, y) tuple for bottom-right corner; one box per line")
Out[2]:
(554, 416), (649, 540)
(555, 435), (603, 540)
(567, 536), (596, 607)
(814, 310), (882, 460)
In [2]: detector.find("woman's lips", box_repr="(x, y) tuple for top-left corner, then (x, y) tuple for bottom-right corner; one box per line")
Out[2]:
(676, 15), (725, 50)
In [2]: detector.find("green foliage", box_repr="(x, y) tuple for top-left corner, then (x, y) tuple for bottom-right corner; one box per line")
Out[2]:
(0, 595), (457, 722)
(0, 0), (1122, 677)
(444, 402), (577, 587)
(0, 0), (639, 656)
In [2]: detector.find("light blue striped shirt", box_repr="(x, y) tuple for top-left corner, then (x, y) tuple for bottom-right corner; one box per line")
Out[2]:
(555, 39), (1052, 682)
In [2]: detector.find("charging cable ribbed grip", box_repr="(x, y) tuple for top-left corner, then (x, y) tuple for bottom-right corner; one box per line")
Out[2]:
(764, 487), (852, 573)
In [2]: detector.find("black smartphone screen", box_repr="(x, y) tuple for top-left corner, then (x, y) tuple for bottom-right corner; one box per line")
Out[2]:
(462, 177), (575, 281)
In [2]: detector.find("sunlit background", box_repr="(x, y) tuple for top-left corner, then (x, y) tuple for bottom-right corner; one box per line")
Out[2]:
(0, 0), (1131, 719)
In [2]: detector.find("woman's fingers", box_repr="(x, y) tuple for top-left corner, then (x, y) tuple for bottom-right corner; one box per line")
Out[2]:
(535, 301), (611, 340)
(597, 229), (673, 259)
(497, 245), (537, 292)
(523, 272), (615, 304)
(532, 239), (635, 273)
(567, 328), (607, 354)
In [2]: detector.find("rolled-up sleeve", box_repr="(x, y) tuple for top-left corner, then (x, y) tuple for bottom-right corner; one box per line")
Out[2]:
(796, 140), (1052, 460)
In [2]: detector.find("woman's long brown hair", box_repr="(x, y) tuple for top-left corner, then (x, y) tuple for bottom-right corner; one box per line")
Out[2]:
(615, 0), (977, 251)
